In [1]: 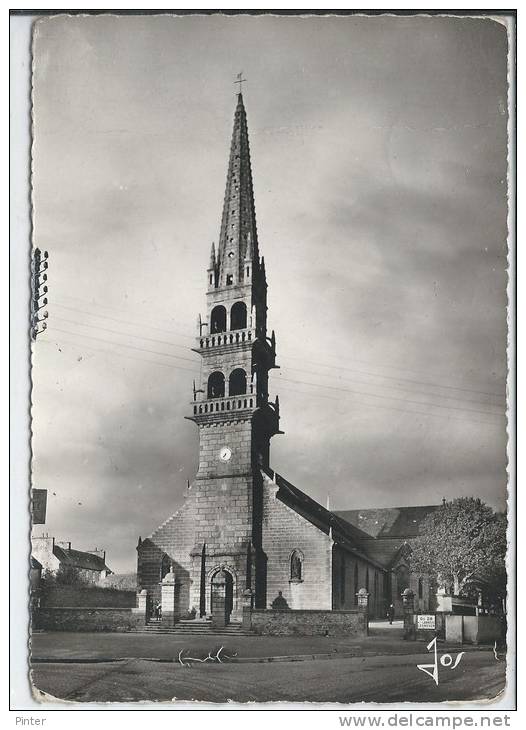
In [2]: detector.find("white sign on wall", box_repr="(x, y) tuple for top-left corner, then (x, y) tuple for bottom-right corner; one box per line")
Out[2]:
(417, 614), (436, 630)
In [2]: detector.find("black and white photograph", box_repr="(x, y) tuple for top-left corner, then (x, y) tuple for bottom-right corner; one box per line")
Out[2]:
(13, 9), (515, 711)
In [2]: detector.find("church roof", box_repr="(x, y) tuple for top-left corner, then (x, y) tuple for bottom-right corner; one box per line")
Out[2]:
(53, 545), (111, 573)
(263, 467), (387, 570)
(334, 506), (440, 539)
(263, 468), (441, 569)
(215, 93), (260, 283)
(333, 506), (440, 568)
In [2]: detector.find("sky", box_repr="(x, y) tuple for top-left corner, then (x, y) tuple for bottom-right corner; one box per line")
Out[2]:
(31, 14), (510, 573)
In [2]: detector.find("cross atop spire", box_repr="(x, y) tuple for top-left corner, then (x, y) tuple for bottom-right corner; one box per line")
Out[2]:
(234, 71), (246, 95)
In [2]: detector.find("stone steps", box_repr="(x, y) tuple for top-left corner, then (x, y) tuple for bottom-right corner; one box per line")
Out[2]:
(133, 620), (247, 636)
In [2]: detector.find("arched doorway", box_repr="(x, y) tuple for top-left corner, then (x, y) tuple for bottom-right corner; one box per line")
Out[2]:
(211, 569), (234, 627)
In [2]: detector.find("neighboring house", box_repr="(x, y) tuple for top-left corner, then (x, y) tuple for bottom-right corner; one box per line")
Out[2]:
(31, 535), (112, 583)
(30, 556), (43, 590)
(30, 556), (43, 610)
(99, 573), (138, 591)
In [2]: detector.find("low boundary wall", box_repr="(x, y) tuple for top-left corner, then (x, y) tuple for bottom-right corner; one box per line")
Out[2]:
(445, 614), (504, 645)
(40, 585), (136, 608)
(243, 608), (367, 637)
(33, 606), (145, 632)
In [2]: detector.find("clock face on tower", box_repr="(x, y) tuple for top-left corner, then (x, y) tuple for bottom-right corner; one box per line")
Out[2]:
(219, 447), (232, 462)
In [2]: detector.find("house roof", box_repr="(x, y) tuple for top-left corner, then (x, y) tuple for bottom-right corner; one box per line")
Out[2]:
(334, 506), (440, 539)
(53, 545), (111, 573)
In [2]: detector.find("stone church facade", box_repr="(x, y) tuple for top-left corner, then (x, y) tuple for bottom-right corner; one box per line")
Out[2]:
(136, 93), (437, 623)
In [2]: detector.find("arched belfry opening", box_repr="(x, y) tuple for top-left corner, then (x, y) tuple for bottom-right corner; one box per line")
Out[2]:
(207, 371), (225, 399)
(210, 305), (227, 334)
(230, 301), (247, 330)
(229, 368), (247, 396)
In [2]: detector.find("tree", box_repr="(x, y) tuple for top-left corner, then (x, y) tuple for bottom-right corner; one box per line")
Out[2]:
(409, 497), (507, 598)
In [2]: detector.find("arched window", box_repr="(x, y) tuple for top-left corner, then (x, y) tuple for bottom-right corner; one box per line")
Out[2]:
(207, 371), (225, 399)
(160, 553), (171, 581)
(230, 301), (247, 330)
(290, 550), (303, 581)
(229, 368), (247, 396)
(210, 305), (226, 334)
(418, 576), (424, 599)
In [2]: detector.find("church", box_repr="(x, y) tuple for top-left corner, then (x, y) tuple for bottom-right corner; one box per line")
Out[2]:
(136, 93), (438, 624)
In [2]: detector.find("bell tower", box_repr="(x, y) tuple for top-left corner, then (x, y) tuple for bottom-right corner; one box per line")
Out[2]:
(187, 93), (281, 616)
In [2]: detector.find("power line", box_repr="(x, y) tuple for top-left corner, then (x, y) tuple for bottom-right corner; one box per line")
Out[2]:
(53, 301), (503, 407)
(46, 323), (503, 419)
(53, 314), (194, 354)
(275, 383), (502, 429)
(57, 306), (500, 410)
(48, 326), (200, 368)
(42, 331), (501, 429)
(56, 294), (504, 399)
(274, 374), (505, 419)
(55, 296), (195, 340)
(40, 334), (199, 375)
(282, 363), (504, 411)
(279, 348), (505, 394)
(43, 328), (504, 427)
(279, 352), (505, 400)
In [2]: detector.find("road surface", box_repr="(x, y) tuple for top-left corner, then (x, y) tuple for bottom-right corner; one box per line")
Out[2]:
(31, 650), (506, 704)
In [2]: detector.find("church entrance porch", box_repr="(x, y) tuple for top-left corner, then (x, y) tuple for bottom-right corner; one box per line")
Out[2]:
(211, 569), (234, 628)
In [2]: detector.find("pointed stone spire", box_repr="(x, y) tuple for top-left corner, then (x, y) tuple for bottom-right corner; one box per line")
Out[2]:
(217, 93), (260, 286)
(209, 241), (216, 269)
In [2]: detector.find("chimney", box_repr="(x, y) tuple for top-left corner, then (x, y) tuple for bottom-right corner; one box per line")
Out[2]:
(88, 548), (106, 562)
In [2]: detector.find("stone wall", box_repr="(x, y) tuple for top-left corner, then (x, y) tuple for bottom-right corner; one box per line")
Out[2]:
(40, 585), (136, 608)
(137, 467), (255, 619)
(196, 418), (254, 479)
(446, 614), (504, 645)
(261, 474), (332, 610)
(137, 493), (196, 608)
(244, 608), (367, 637)
(332, 545), (386, 618)
(33, 607), (144, 632)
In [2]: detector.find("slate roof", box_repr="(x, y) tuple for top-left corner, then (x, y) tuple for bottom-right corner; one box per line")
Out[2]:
(53, 545), (111, 573)
(262, 467), (386, 570)
(262, 468), (442, 570)
(334, 506), (440, 540)
(333, 506), (441, 567)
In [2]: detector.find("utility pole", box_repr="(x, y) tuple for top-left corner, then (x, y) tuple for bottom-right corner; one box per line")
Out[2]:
(30, 247), (49, 339)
